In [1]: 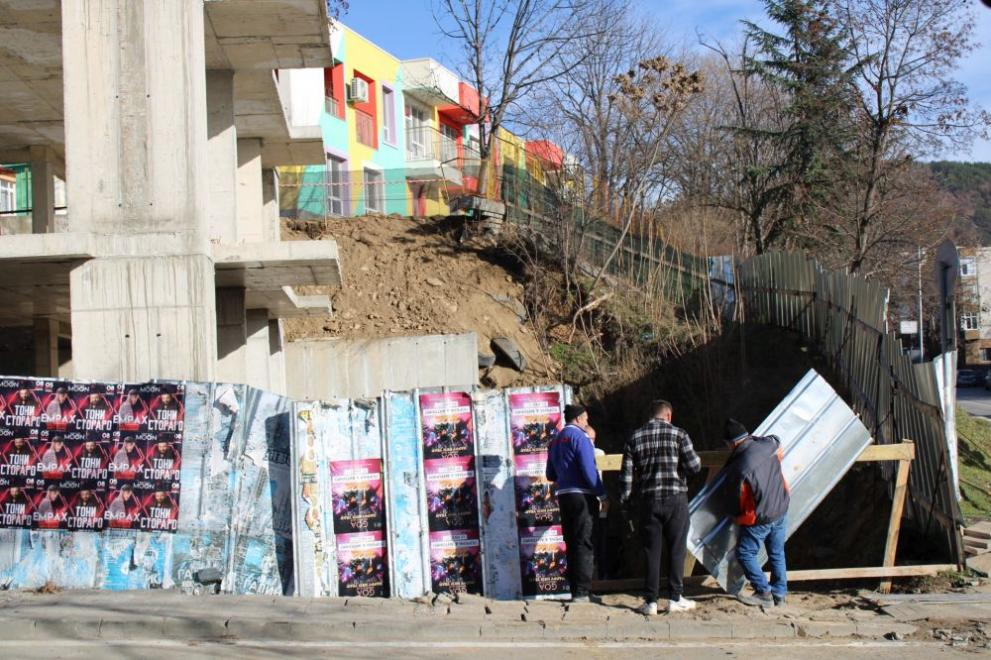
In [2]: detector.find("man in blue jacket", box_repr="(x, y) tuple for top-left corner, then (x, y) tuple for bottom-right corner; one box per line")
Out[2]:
(546, 404), (606, 602)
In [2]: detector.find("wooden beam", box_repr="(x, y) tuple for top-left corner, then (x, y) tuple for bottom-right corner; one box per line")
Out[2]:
(857, 442), (916, 462)
(592, 563), (955, 593)
(785, 564), (955, 581)
(594, 442), (916, 473)
(879, 457), (912, 594)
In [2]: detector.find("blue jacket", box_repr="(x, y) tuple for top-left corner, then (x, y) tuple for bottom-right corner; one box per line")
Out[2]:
(545, 424), (606, 498)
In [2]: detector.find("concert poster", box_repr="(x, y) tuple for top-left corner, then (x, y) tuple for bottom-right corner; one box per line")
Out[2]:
(419, 392), (474, 460)
(424, 455), (478, 532)
(336, 531), (389, 597)
(428, 529), (482, 595)
(508, 392), (562, 456)
(518, 525), (569, 597)
(330, 459), (385, 535)
(513, 453), (560, 527)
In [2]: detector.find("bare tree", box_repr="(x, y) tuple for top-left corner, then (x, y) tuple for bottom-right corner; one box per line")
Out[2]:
(434, 0), (603, 196)
(835, 0), (990, 273)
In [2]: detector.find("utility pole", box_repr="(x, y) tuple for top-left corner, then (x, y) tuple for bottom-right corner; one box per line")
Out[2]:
(918, 246), (924, 361)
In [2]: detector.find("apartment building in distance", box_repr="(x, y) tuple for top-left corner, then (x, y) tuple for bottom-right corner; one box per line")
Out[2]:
(279, 22), (569, 220)
(957, 247), (991, 367)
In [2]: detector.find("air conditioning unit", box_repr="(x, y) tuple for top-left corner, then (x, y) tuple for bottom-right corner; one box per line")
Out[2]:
(348, 77), (369, 104)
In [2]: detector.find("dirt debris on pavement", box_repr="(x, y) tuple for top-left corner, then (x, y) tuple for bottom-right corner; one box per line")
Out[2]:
(282, 216), (557, 388)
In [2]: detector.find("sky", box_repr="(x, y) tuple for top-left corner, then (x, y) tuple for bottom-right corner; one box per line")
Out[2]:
(339, 0), (991, 163)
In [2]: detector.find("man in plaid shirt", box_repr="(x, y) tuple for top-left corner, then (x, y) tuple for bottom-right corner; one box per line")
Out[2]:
(621, 399), (701, 615)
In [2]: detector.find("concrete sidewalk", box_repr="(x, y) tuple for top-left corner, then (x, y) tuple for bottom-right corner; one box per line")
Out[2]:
(0, 589), (935, 644)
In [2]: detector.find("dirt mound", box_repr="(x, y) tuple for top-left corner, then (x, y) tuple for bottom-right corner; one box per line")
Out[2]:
(281, 216), (557, 387)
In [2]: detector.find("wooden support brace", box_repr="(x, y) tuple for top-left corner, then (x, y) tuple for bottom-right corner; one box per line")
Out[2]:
(879, 448), (913, 594)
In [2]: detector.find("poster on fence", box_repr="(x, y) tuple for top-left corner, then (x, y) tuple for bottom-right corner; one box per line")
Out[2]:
(0, 378), (47, 430)
(425, 456), (478, 531)
(509, 390), (568, 598)
(331, 459), (385, 534)
(509, 392), (561, 455)
(336, 531), (389, 597)
(420, 392), (474, 460)
(428, 529), (482, 594)
(419, 391), (482, 594)
(513, 454), (559, 527)
(519, 525), (568, 597)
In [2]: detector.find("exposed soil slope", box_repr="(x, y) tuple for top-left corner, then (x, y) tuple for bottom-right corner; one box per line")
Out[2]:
(281, 216), (556, 387)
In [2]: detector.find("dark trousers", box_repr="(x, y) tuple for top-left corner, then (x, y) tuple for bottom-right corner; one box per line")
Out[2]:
(640, 493), (689, 602)
(559, 493), (599, 597)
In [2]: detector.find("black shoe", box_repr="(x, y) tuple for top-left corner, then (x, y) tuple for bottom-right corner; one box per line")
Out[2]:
(773, 595), (786, 607)
(737, 591), (773, 607)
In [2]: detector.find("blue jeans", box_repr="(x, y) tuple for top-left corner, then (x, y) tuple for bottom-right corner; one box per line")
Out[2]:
(736, 515), (787, 597)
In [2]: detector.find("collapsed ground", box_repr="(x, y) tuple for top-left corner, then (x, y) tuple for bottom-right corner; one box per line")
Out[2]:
(282, 215), (556, 389)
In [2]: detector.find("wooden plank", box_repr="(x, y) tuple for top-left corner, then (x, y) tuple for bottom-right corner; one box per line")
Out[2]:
(786, 564), (955, 581)
(856, 442), (916, 462)
(591, 564), (956, 593)
(595, 442), (916, 473)
(879, 457), (912, 594)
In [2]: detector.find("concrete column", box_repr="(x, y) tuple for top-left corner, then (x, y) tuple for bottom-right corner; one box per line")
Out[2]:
(237, 138), (265, 243)
(29, 146), (55, 234)
(207, 70), (238, 245)
(245, 309), (271, 389)
(33, 318), (59, 377)
(262, 168), (280, 242)
(216, 287), (247, 384)
(62, 0), (216, 381)
(267, 319), (286, 395)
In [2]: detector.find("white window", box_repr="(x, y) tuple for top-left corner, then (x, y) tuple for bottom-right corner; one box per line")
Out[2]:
(405, 104), (429, 159)
(382, 86), (396, 144)
(961, 258), (976, 278)
(0, 179), (15, 213)
(961, 313), (979, 331)
(327, 155), (347, 216)
(364, 168), (383, 213)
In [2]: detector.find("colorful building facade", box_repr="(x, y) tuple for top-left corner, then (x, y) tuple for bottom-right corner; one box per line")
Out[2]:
(279, 23), (567, 220)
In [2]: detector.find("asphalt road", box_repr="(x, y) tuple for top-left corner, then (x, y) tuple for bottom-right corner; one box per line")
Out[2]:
(0, 639), (977, 660)
(956, 386), (991, 419)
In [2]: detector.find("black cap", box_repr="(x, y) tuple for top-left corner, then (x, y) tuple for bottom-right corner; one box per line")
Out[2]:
(724, 418), (749, 443)
(564, 404), (587, 423)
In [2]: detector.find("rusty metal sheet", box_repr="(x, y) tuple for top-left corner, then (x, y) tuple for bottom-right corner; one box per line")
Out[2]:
(687, 369), (872, 593)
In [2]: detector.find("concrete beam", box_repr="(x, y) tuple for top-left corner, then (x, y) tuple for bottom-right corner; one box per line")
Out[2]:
(212, 240), (342, 288)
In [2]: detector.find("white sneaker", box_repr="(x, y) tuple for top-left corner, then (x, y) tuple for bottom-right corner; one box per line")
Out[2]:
(667, 596), (697, 613)
(635, 600), (658, 616)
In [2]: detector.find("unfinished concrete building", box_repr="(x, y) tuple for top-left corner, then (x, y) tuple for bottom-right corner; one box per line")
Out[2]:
(0, 0), (342, 391)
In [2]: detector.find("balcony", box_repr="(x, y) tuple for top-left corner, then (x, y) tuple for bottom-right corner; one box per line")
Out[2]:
(404, 125), (477, 187)
(325, 95), (340, 118)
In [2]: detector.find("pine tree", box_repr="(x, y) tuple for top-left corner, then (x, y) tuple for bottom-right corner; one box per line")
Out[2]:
(740, 0), (860, 244)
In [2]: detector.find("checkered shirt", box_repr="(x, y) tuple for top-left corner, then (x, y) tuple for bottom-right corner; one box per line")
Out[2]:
(621, 418), (701, 500)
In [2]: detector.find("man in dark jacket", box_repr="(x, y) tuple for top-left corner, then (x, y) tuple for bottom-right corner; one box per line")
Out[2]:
(722, 419), (790, 607)
(546, 403), (606, 603)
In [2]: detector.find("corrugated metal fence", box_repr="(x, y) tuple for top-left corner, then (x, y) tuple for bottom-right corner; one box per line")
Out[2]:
(737, 252), (963, 561)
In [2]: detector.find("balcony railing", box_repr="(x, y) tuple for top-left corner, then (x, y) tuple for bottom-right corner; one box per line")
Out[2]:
(325, 95), (340, 117)
(356, 109), (375, 147)
(405, 125), (479, 171)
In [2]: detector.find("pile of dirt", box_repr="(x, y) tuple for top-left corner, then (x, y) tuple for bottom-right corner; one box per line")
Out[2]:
(281, 216), (557, 388)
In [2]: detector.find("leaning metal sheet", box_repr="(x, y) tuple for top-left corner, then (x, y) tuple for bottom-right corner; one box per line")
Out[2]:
(687, 369), (872, 593)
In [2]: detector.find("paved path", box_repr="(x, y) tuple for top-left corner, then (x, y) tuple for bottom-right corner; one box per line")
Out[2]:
(0, 588), (986, 657)
(957, 387), (991, 419)
(0, 638), (974, 660)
